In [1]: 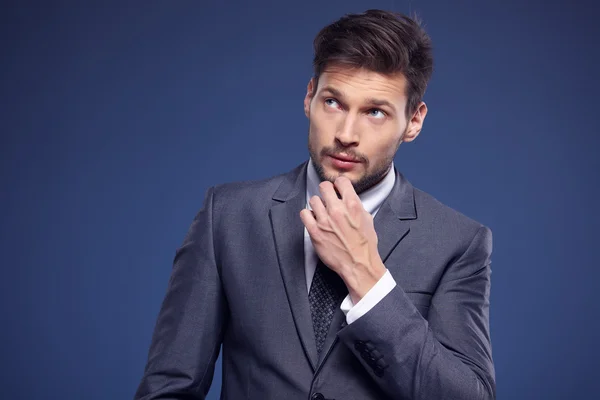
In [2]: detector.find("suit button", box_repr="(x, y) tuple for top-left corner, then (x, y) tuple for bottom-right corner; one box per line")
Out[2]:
(373, 365), (384, 377)
(355, 340), (366, 351)
(312, 393), (325, 400)
(360, 350), (370, 361)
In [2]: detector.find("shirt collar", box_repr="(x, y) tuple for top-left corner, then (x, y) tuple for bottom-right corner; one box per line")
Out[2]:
(305, 157), (396, 216)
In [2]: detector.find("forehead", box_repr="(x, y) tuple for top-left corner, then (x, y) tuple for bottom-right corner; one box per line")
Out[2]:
(316, 65), (408, 105)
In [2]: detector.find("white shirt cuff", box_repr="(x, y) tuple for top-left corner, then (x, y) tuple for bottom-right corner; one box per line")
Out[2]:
(340, 269), (397, 324)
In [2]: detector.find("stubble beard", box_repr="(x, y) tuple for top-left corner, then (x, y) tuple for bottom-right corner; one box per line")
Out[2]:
(308, 134), (396, 195)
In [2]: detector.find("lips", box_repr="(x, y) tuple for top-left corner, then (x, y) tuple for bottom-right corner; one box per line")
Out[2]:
(329, 153), (360, 163)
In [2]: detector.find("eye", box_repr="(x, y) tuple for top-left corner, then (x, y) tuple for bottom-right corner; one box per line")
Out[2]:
(325, 98), (340, 109)
(368, 109), (386, 119)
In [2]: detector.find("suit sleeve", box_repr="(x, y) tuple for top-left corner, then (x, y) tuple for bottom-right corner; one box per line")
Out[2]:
(337, 225), (495, 400)
(134, 186), (227, 400)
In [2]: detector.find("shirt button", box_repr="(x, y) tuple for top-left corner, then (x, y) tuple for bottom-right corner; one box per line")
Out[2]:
(312, 393), (325, 400)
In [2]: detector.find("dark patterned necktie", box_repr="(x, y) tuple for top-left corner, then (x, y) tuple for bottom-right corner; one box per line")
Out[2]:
(308, 258), (348, 356)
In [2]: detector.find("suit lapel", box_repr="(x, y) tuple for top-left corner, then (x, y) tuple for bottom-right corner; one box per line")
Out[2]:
(374, 167), (417, 263)
(269, 162), (319, 370)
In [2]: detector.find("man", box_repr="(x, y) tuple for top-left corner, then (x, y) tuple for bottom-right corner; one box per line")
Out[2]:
(135, 9), (495, 400)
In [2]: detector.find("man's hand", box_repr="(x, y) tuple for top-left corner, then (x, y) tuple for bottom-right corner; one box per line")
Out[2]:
(300, 176), (387, 303)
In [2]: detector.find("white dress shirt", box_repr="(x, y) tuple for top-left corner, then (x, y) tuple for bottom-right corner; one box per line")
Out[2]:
(304, 158), (398, 324)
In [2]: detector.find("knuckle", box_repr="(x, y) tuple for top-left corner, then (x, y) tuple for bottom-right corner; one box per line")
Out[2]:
(346, 198), (360, 210)
(310, 228), (323, 243)
(329, 206), (344, 219)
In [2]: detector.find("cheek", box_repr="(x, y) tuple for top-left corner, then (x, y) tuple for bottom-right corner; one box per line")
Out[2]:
(365, 135), (400, 164)
(309, 110), (337, 143)
(308, 120), (325, 152)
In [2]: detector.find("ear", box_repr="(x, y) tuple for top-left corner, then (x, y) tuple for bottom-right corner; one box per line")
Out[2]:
(304, 77), (316, 118)
(402, 101), (428, 142)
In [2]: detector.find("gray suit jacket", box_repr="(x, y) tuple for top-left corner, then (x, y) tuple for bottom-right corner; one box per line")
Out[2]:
(135, 161), (495, 400)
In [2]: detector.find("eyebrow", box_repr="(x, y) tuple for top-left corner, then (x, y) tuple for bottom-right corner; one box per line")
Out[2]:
(319, 86), (397, 113)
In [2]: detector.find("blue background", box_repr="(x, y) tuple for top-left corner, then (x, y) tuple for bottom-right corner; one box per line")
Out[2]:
(2, 1), (599, 399)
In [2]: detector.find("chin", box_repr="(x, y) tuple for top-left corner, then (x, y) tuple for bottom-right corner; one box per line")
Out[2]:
(323, 168), (360, 183)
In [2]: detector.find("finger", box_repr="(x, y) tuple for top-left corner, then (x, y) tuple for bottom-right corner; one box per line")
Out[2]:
(334, 175), (360, 203)
(334, 176), (364, 218)
(299, 209), (319, 237)
(318, 180), (341, 209)
(309, 195), (327, 222)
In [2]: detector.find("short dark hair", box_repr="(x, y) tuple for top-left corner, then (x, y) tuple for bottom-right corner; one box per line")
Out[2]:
(312, 9), (433, 117)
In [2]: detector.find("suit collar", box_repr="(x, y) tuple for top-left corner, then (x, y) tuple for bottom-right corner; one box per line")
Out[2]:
(272, 162), (306, 202)
(385, 165), (417, 220)
(373, 165), (416, 264)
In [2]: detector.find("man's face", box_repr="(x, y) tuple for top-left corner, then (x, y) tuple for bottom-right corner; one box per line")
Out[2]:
(304, 64), (426, 194)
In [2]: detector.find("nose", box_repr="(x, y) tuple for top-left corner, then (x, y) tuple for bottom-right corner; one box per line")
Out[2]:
(335, 114), (359, 147)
